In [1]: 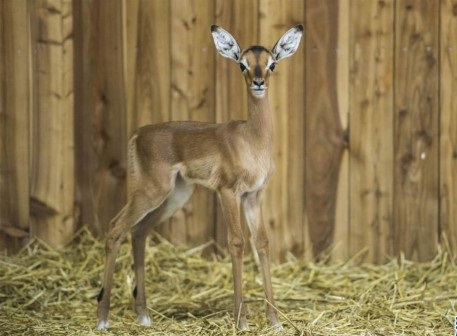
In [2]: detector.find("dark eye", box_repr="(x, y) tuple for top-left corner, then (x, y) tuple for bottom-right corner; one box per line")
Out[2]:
(239, 63), (247, 72)
(269, 63), (276, 72)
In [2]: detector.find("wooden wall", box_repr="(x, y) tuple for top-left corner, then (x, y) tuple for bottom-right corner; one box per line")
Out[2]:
(1, 0), (456, 263)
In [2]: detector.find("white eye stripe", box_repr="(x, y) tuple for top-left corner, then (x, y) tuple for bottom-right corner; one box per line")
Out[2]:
(240, 58), (275, 69)
(240, 57), (276, 72)
(239, 59), (249, 70)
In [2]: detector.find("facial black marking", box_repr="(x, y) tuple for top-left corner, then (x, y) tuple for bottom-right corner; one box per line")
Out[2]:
(245, 45), (269, 54)
(254, 64), (262, 78)
(269, 63), (276, 72)
(239, 63), (247, 72)
(97, 287), (105, 302)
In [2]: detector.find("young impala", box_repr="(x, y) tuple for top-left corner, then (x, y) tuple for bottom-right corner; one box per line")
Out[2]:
(96, 24), (303, 331)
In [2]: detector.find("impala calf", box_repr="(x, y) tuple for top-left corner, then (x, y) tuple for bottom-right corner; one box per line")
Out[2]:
(96, 24), (303, 331)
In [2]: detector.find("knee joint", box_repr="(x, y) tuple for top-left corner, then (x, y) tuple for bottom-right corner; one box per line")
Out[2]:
(228, 236), (245, 256)
(255, 235), (269, 253)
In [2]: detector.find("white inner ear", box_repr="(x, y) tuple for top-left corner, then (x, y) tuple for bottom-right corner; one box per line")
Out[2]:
(272, 26), (303, 62)
(211, 27), (241, 62)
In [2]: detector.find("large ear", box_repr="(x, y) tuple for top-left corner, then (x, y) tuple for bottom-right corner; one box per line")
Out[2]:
(271, 24), (303, 62)
(211, 25), (241, 62)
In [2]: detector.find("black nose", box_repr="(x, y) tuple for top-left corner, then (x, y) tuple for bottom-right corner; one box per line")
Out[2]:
(253, 78), (264, 87)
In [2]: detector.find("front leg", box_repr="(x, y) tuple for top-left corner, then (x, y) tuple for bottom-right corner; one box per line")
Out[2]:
(242, 191), (282, 330)
(217, 188), (248, 330)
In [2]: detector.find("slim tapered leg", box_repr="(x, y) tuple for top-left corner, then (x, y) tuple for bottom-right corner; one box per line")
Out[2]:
(96, 205), (133, 330)
(217, 189), (248, 330)
(242, 191), (282, 329)
(131, 178), (194, 327)
(96, 191), (166, 330)
(131, 216), (152, 326)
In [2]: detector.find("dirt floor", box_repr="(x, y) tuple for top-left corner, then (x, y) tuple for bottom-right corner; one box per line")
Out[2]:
(1, 230), (456, 335)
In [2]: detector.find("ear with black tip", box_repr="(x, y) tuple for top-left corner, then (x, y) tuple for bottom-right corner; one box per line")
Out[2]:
(211, 25), (241, 62)
(271, 24), (303, 62)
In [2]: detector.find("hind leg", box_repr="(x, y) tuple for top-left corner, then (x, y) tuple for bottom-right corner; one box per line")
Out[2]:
(131, 176), (194, 326)
(96, 185), (172, 330)
(130, 211), (158, 327)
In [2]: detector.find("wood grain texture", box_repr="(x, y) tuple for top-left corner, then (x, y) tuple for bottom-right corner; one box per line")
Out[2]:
(168, 0), (216, 246)
(74, 0), (127, 237)
(214, 0), (258, 123)
(29, 0), (74, 247)
(305, 0), (347, 259)
(0, 0), (30, 253)
(349, 0), (394, 263)
(214, 0), (259, 252)
(259, 0), (306, 261)
(0, 0), (455, 261)
(123, 0), (173, 239)
(123, 0), (140, 135)
(440, 0), (457, 253)
(332, 0), (350, 262)
(124, 0), (170, 136)
(394, 0), (439, 260)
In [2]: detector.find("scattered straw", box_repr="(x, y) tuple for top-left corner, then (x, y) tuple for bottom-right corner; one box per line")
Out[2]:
(1, 228), (456, 335)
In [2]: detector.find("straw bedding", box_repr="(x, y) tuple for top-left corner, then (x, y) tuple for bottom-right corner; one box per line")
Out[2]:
(1, 229), (456, 335)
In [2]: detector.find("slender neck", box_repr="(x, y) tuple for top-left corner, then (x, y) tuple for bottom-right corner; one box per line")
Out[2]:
(246, 90), (274, 151)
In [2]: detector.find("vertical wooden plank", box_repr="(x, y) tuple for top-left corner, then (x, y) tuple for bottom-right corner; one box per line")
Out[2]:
(169, 0), (215, 246)
(332, 0), (350, 262)
(123, 0), (172, 239)
(124, 0), (170, 137)
(394, 0), (439, 261)
(0, 0), (30, 253)
(29, 0), (74, 247)
(213, 0), (259, 253)
(305, 0), (347, 259)
(259, 0), (306, 261)
(214, 0), (259, 123)
(440, 0), (457, 254)
(74, 0), (127, 237)
(349, 0), (394, 263)
(123, 0), (140, 135)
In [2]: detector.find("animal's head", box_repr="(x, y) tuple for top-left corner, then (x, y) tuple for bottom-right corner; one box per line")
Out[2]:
(211, 24), (303, 98)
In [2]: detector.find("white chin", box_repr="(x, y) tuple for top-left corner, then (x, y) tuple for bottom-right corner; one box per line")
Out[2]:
(251, 89), (266, 97)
